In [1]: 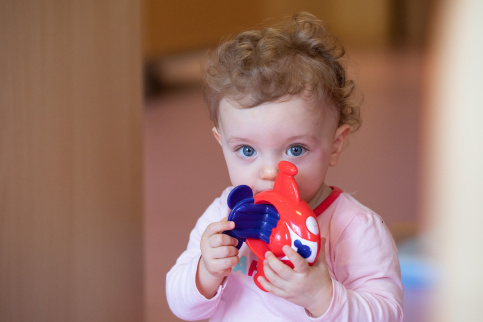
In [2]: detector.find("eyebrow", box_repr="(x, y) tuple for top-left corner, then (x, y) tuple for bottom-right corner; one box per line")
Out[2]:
(225, 134), (318, 145)
(225, 137), (253, 145)
(285, 135), (318, 141)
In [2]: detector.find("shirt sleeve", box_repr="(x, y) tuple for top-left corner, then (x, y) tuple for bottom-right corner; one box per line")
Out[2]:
(165, 189), (231, 321)
(316, 210), (404, 321)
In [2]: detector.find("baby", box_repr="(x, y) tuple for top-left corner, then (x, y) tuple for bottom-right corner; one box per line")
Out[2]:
(167, 12), (403, 321)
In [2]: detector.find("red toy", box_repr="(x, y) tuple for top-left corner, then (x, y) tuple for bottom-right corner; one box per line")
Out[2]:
(226, 161), (321, 291)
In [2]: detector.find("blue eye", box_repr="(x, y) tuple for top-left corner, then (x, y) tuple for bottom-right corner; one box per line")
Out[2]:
(287, 145), (306, 157)
(238, 145), (257, 157)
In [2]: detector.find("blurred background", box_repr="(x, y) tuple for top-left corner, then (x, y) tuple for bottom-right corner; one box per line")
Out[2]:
(2, 0), (482, 321)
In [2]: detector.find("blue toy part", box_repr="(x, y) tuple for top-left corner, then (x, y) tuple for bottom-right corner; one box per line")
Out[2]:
(224, 185), (280, 249)
(229, 203), (279, 243)
(227, 185), (253, 209)
(293, 239), (312, 259)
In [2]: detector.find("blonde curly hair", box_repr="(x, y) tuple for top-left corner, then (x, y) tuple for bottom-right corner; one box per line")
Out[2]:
(203, 12), (361, 131)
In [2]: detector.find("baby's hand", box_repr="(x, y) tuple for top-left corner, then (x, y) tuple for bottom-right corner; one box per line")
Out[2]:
(257, 240), (333, 318)
(197, 217), (239, 298)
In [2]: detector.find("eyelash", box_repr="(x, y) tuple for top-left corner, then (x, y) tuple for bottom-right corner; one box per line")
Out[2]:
(235, 144), (308, 158)
(286, 144), (307, 157)
(236, 145), (257, 158)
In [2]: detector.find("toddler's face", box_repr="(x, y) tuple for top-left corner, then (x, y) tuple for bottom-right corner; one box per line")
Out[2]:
(213, 96), (349, 208)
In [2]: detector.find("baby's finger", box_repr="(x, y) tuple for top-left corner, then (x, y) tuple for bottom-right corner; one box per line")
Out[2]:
(262, 258), (287, 289)
(209, 232), (239, 248)
(205, 219), (235, 237)
(210, 256), (240, 275)
(257, 275), (282, 296)
(211, 244), (239, 259)
(264, 251), (293, 280)
(282, 245), (309, 274)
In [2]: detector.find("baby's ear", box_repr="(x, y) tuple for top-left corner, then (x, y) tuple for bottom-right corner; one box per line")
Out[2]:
(212, 127), (222, 146)
(329, 124), (351, 167)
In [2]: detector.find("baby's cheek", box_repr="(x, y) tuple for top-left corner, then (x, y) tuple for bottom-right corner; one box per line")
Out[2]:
(299, 185), (318, 203)
(297, 175), (325, 203)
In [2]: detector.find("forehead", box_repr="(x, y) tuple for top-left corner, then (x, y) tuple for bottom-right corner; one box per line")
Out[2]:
(217, 96), (338, 138)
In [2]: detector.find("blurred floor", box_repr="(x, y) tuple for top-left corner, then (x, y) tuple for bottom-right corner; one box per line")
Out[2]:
(144, 47), (429, 322)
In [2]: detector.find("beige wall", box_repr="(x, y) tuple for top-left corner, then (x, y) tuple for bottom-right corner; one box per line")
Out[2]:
(143, 0), (393, 58)
(0, 1), (144, 321)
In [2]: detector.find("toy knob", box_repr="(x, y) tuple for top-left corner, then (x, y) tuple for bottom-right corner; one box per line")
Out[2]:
(272, 161), (300, 202)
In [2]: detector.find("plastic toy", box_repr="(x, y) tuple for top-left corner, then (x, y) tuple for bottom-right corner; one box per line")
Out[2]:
(226, 161), (321, 291)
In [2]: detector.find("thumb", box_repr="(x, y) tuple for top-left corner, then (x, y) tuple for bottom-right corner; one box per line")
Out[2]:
(313, 238), (327, 267)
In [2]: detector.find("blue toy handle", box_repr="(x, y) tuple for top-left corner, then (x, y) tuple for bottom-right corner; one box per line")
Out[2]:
(224, 185), (279, 249)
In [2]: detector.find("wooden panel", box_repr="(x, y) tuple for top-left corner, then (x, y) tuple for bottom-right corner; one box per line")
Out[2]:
(142, 0), (264, 58)
(0, 1), (143, 321)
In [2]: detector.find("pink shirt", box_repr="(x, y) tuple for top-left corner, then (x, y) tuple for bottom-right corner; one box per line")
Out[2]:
(166, 187), (403, 321)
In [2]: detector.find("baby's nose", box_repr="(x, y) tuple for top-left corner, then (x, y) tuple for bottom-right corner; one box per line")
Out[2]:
(260, 162), (278, 181)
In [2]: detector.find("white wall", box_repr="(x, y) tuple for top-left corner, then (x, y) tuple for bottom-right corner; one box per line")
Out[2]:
(422, 0), (483, 321)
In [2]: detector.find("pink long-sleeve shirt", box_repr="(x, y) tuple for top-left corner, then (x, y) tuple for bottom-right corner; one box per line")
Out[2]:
(166, 187), (403, 321)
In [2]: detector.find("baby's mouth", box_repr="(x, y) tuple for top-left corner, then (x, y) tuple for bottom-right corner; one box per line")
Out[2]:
(254, 183), (275, 195)
(280, 223), (318, 264)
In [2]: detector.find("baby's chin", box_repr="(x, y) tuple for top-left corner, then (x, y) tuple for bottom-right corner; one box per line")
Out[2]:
(305, 185), (332, 208)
